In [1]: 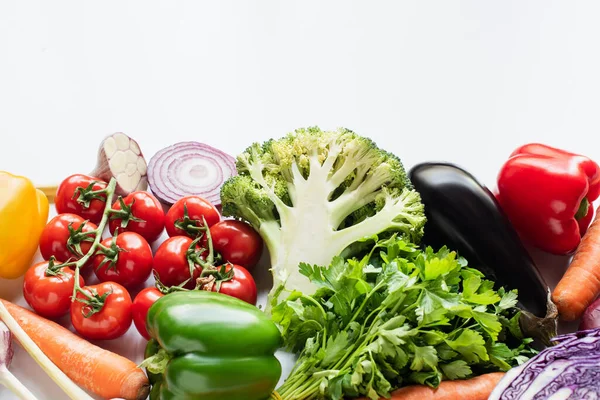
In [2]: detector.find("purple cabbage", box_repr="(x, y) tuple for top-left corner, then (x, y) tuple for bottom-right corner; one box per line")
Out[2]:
(490, 328), (600, 399)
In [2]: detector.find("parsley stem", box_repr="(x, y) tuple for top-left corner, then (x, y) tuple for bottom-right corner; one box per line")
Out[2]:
(388, 293), (408, 315)
(299, 295), (328, 348)
(347, 279), (386, 326)
(280, 376), (319, 400)
(329, 306), (384, 373)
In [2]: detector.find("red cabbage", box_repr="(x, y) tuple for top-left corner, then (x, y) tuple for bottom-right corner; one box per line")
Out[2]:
(489, 328), (600, 399)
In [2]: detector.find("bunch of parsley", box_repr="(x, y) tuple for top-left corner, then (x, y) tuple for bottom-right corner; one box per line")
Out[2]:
(273, 237), (536, 400)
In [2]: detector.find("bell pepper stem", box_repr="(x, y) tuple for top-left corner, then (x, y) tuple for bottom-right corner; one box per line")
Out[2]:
(138, 349), (172, 375)
(575, 197), (590, 220)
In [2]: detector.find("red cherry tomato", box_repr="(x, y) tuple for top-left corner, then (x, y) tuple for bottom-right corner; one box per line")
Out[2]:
(92, 232), (153, 288)
(23, 260), (85, 319)
(210, 220), (263, 270)
(132, 287), (164, 340)
(39, 214), (98, 264)
(165, 196), (220, 238)
(212, 264), (257, 305)
(153, 236), (204, 289)
(109, 191), (165, 243)
(55, 174), (108, 224)
(70, 282), (132, 340)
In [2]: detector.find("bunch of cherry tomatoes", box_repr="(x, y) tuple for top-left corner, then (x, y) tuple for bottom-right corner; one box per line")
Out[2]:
(24, 174), (263, 341)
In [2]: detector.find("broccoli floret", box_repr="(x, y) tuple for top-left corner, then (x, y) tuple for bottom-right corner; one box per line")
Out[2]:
(220, 127), (426, 309)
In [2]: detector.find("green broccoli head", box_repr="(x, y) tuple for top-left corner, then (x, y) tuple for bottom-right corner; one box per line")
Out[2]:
(220, 126), (426, 305)
(223, 126), (416, 225)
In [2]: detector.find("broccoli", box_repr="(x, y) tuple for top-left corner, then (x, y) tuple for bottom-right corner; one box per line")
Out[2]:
(220, 127), (426, 309)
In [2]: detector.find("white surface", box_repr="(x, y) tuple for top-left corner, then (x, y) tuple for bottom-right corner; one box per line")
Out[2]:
(1, 1), (600, 399)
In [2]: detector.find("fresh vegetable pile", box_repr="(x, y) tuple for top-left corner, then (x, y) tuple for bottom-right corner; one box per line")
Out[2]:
(0, 135), (270, 400)
(220, 127), (427, 309)
(28, 172), (263, 342)
(273, 237), (535, 399)
(5, 128), (600, 400)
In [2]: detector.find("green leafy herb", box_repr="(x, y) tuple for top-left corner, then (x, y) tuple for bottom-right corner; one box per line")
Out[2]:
(273, 237), (536, 400)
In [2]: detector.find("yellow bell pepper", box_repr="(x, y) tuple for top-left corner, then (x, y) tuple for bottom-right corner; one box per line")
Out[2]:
(0, 172), (49, 279)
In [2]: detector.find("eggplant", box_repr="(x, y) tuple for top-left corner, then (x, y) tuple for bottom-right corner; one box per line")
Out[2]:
(409, 162), (549, 318)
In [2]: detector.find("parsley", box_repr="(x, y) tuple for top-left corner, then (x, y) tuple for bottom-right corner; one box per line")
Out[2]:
(273, 237), (536, 400)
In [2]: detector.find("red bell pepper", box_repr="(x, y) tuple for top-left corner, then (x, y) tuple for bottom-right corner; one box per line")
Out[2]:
(497, 143), (600, 255)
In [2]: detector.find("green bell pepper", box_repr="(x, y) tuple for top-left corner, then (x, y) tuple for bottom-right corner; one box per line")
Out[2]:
(143, 291), (282, 400)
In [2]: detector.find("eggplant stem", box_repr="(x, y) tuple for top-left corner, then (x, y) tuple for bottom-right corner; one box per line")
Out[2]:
(519, 288), (559, 347)
(0, 367), (39, 400)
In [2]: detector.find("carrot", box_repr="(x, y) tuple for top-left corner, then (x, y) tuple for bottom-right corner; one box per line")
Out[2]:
(552, 206), (600, 321)
(372, 372), (505, 400)
(0, 300), (149, 400)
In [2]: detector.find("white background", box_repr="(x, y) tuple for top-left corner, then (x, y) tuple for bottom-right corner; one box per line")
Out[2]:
(1, 1), (599, 399)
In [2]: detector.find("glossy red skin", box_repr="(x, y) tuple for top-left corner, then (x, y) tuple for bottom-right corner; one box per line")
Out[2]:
(55, 174), (108, 224)
(70, 282), (132, 340)
(213, 264), (257, 305)
(39, 214), (98, 264)
(109, 191), (165, 243)
(165, 196), (221, 238)
(132, 287), (164, 340)
(497, 143), (600, 255)
(92, 232), (154, 288)
(210, 220), (263, 270)
(23, 261), (85, 319)
(153, 236), (203, 289)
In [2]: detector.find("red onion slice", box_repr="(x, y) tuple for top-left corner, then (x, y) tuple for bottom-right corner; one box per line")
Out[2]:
(148, 141), (236, 206)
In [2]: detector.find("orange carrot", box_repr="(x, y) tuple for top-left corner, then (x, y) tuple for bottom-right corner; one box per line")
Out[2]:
(553, 206), (600, 321)
(1, 300), (149, 400)
(377, 372), (505, 400)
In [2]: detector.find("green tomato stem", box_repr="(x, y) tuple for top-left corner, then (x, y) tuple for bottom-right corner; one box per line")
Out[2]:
(70, 178), (117, 301)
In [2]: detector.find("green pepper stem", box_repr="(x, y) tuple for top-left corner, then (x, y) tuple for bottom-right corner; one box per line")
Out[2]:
(138, 349), (172, 375)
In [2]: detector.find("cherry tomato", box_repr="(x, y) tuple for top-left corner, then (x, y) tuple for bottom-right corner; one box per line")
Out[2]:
(109, 192), (165, 243)
(210, 220), (263, 270)
(165, 196), (220, 238)
(153, 236), (204, 289)
(92, 232), (153, 288)
(132, 287), (164, 340)
(212, 264), (257, 305)
(39, 214), (98, 264)
(55, 174), (108, 224)
(70, 282), (132, 340)
(23, 260), (85, 319)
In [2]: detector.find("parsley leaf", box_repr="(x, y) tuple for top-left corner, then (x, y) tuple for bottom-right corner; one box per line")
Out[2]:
(440, 360), (472, 379)
(445, 329), (489, 363)
(275, 237), (535, 400)
(411, 345), (439, 371)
